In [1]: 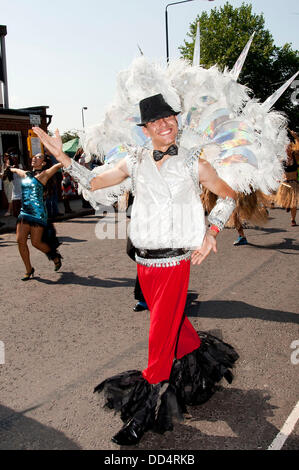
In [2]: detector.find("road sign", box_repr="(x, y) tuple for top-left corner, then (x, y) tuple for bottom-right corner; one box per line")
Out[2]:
(27, 129), (43, 157)
(29, 114), (41, 126)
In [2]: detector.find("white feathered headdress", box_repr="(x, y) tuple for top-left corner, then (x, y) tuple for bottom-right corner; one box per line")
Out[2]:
(80, 35), (298, 196)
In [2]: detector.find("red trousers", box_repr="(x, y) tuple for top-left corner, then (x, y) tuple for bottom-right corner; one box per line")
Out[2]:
(137, 259), (201, 384)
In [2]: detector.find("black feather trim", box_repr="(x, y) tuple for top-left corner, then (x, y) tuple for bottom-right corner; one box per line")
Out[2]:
(94, 331), (238, 437)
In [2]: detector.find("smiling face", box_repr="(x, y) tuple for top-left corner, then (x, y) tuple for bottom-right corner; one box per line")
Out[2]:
(142, 115), (178, 151)
(31, 153), (46, 170)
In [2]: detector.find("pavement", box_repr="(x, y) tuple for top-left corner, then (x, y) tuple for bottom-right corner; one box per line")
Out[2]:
(0, 198), (94, 234)
(0, 207), (298, 451)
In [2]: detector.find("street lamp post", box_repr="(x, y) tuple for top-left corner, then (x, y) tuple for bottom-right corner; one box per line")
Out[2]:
(81, 106), (88, 129)
(0, 25), (9, 108)
(165, 0), (195, 64)
(165, 0), (215, 64)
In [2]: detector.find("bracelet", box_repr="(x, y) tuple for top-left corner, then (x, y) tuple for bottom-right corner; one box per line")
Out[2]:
(207, 196), (236, 230)
(209, 224), (220, 234)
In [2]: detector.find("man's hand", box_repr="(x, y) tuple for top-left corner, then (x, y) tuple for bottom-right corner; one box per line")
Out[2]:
(191, 230), (217, 265)
(32, 127), (71, 168)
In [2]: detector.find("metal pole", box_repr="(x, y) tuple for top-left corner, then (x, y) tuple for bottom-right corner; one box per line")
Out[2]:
(0, 80), (3, 107)
(81, 107), (87, 129)
(0, 26), (9, 108)
(165, 8), (169, 64)
(165, 0), (195, 64)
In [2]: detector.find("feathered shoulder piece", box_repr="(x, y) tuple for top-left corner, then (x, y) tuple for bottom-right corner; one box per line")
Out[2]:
(79, 36), (298, 196)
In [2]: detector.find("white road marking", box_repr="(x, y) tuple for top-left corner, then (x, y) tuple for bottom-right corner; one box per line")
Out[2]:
(268, 401), (299, 450)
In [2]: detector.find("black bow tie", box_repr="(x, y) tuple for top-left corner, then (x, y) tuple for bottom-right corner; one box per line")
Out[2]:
(153, 144), (178, 162)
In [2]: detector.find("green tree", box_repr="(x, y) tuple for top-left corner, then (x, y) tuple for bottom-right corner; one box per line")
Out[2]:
(179, 2), (299, 130)
(61, 130), (79, 144)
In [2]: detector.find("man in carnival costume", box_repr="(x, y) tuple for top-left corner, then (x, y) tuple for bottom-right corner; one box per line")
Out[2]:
(34, 41), (296, 445)
(34, 93), (238, 445)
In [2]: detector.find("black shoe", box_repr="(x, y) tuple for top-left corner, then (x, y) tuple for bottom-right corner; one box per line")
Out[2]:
(21, 267), (35, 281)
(54, 253), (63, 271)
(112, 419), (144, 446)
(133, 302), (148, 312)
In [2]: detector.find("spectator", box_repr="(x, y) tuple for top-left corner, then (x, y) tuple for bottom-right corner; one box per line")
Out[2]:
(0, 155), (4, 226)
(2, 153), (14, 216)
(74, 148), (92, 208)
(275, 139), (299, 226)
(10, 153), (22, 218)
(61, 170), (76, 213)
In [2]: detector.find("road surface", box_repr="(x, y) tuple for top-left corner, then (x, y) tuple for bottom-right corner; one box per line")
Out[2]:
(0, 207), (298, 450)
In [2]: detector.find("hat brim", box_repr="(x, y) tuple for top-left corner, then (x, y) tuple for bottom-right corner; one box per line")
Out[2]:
(137, 111), (180, 127)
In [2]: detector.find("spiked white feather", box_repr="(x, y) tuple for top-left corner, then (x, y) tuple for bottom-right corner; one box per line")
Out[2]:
(79, 55), (295, 197)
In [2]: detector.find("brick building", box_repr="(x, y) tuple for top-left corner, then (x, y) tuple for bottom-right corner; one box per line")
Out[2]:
(0, 106), (52, 168)
(0, 107), (52, 212)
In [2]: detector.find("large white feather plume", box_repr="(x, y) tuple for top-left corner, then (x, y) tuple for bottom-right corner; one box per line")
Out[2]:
(80, 55), (291, 195)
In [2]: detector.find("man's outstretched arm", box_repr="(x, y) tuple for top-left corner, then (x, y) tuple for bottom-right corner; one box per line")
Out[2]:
(89, 159), (129, 190)
(198, 158), (236, 200)
(32, 127), (129, 190)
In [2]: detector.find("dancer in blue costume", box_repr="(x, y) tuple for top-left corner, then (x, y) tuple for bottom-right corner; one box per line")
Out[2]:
(8, 153), (63, 280)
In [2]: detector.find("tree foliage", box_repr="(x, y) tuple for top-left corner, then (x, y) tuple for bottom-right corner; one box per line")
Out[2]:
(61, 130), (79, 144)
(179, 2), (299, 130)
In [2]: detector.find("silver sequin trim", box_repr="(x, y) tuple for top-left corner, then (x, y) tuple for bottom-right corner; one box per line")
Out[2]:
(135, 251), (192, 267)
(207, 196), (236, 230)
(185, 149), (202, 196)
(126, 147), (144, 196)
(65, 160), (93, 190)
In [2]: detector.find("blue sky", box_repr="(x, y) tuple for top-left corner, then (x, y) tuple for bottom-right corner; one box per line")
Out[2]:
(2, 0), (299, 133)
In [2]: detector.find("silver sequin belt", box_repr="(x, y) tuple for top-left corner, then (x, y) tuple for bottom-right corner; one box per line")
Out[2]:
(135, 248), (191, 267)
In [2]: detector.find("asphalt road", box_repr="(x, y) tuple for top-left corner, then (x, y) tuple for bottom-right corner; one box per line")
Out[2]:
(0, 208), (298, 450)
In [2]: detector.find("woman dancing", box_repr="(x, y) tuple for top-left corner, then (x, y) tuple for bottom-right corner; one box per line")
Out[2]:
(8, 153), (63, 280)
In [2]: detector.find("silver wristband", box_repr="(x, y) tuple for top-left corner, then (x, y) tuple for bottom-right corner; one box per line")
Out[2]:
(65, 160), (94, 190)
(207, 196), (236, 230)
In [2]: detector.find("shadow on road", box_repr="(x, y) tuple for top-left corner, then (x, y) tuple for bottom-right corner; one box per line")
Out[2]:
(249, 226), (288, 235)
(65, 217), (98, 225)
(135, 387), (283, 450)
(59, 236), (88, 244)
(0, 404), (81, 450)
(247, 237), (299, 253)
(34, 272), (135, 288)
(185, 296), (299, 324)
(0, 239), (17, 247)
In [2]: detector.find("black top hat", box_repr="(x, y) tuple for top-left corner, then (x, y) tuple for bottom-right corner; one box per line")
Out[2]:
(137, 94), (180, 126)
